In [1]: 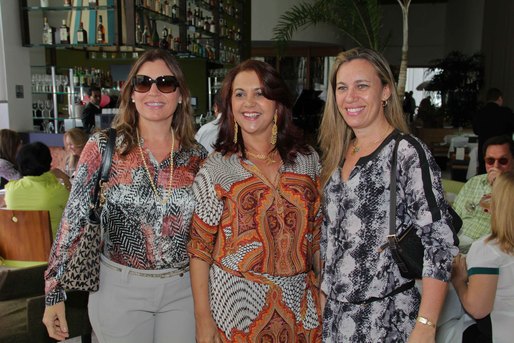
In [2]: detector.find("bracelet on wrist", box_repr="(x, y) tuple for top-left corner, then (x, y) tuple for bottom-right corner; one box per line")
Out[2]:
(416, 315), (436, 328)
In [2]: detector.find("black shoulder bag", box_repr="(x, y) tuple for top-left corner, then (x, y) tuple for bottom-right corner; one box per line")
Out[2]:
(60, 128), (116, 292)
(386, 134), (461, 280)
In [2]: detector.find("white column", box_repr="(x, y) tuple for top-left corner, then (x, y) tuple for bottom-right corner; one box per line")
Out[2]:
(0, 1), (33, 131)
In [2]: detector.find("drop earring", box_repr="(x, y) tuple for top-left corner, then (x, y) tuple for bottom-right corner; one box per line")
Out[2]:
(233, 121), (238, 144)
(270, 111), (278, 145)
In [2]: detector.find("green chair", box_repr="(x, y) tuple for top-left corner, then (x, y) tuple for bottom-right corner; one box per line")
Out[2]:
(442, 179), (465, 205)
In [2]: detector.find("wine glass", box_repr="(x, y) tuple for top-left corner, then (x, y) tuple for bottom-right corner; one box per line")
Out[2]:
(478, 194), (492, 213)
(37, 100), (45, 117)
(32, 102), (38, 117)
(45, 100), (53, 117)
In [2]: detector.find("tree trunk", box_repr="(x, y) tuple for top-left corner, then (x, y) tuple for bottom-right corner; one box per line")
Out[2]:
(396, 0), (411, 99)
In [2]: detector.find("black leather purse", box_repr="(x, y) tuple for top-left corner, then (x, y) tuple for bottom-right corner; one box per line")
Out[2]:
(386, 135), (461, 280)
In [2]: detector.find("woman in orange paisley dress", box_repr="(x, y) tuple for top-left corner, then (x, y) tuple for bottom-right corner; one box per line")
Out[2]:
(187, 60), (322, 343)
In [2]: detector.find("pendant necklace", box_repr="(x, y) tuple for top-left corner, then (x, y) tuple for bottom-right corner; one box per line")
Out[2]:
(352, 127), (392, 155)
(137, 129), (175, 205)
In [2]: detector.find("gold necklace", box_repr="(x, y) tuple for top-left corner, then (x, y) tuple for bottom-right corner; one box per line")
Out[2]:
(246, 149), (277, 165)
(352, 127), (391, 155)
(137, 129), (175, 205)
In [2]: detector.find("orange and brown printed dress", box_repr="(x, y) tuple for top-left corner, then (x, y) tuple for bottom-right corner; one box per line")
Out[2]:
(188, 150), (322, 343)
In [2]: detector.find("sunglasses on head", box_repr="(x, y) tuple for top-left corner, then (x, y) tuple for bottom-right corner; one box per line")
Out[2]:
(485, 157), (509, 166)
(132, 75), (179, 93)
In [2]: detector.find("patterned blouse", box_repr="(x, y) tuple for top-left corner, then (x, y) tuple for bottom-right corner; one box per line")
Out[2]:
(45, 131), (207, 305)
(321, 132), (459, 303)
(188, 149), (322, 342)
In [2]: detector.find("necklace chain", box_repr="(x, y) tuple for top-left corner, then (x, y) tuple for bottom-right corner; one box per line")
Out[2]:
(246, 149), (277, 165)
(352, 127), (391, 155)
(137, 129), (175, 205)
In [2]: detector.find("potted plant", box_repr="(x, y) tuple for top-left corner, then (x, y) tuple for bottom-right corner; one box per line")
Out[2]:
(425, 51), (484, 127)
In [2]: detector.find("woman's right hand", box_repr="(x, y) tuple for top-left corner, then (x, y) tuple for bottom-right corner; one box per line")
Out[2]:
(195, 314), (222, 343)
(42, 302), (69, 341)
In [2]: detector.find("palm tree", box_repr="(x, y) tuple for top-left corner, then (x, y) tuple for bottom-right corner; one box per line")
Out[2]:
(273, 0), (383, 51)
(273, 0), (411, 98)
(396, 0), (412, 99)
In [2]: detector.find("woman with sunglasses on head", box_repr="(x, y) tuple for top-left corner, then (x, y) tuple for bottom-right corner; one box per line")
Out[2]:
(43, 49), (207, 343)
(187, 60), (322, 342)
(452, 171), (514, 343)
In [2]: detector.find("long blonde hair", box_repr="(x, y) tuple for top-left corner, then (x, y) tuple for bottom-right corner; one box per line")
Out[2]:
(318, 47), (409, 186)
(487, 171), (514, 254)
(111, 49), (196, 154)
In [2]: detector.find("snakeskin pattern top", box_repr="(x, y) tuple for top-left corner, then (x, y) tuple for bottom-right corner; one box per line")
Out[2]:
(45, 131), (207, 305)
(321, 132), (459, 303)
(188, 149), (322, 277)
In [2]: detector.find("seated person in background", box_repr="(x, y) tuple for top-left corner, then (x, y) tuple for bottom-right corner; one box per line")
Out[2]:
(453, 135), (514, 253)
(4, 142), (70, 238)
(81, 85), (102, 134)
(195, 91), (222, 153)
(62, 128), (88, 179)
(452, 171), (514, 343)
(0, 129), (22, 188)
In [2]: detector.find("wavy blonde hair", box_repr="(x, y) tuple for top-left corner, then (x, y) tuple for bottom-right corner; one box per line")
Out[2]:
(488, 171), (514, 254)
(318, 47), (409, 186)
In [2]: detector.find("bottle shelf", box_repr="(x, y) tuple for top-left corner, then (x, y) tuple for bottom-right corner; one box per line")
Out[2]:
(25, 5), (115, 11)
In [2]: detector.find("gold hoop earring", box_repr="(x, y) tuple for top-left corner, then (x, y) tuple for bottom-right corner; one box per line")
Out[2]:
(233, 121), (238, 144)
(382, 99), (389, 108)
(270, 111), (278, 145)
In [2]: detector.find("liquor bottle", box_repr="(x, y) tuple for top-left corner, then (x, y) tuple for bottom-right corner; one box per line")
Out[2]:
(167, 29), (174, 50)
(40, 0), (49, 7)
(187, 6), (193, 26)
(42, 17), (54, 45)
(77, 22), (88, 44)
(171, 0), (178, 21)
(135, 24), (143, 44)
(142, 25), (149, 45)
(96, 15), (105, 44)
(159, 27), (169, 50)
(59, 20), (70, 44)
(88, 0), (98, 7)
(151, 20), (160, 47)
(64, 0), (72, 6)
(173, 36), (180, 52)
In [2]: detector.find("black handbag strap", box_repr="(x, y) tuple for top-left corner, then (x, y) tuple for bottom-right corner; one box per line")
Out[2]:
(389, 133), (443, 235)
(389, 135), (404, 237)
(91, 128), (116, 210)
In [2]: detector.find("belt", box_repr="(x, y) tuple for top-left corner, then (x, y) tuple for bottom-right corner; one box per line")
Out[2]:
(350, 280), (416, 305)
(101, 259), (189, 278)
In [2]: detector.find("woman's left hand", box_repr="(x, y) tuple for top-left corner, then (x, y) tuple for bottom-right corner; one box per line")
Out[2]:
(408, 322), (436, 343)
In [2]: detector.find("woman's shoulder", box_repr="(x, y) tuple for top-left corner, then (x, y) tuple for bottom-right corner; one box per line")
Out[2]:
(468, 236), (513, 262)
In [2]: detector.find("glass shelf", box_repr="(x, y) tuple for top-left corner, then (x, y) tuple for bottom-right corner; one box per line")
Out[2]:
(25, 5), (115, 11)
(32, 117), (68, 121)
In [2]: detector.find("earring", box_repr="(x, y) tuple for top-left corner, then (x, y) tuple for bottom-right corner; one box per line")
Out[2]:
(270, 111), (278, 145)
(131, 99), (135, 103)
(233, 121), (238, 144)
(382, 99), (389, 108)
(178, 99), (182, 104)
